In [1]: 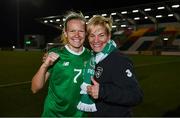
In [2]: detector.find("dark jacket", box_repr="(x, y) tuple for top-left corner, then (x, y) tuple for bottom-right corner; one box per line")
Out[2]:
(90, 49), (143, 117)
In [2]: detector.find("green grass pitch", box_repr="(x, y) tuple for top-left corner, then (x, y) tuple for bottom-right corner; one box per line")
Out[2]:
(0, 51), (180, 116)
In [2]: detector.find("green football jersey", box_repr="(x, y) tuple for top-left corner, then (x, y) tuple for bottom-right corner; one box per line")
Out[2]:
(42, 46), (91, 117)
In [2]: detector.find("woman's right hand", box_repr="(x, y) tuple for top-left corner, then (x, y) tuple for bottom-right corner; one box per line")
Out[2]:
(42, 52), (59, 67)
(42, 52), (48, 63)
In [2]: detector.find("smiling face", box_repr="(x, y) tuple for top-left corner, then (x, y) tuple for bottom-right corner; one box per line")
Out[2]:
(64, 19), (86, 53)
(88, 25), (111, 53)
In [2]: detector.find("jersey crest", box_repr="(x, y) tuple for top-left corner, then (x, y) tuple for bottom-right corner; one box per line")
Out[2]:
(95, 66), (103, 79)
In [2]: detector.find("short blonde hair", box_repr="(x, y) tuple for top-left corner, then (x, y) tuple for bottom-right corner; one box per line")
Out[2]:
(86, 15), (113, 36)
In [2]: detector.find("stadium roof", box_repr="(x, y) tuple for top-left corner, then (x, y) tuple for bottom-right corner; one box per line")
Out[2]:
(1, 0), (179, 47)
(36, 0), (180, 30)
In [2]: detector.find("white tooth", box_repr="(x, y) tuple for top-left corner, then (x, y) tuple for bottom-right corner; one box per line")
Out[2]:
(94, 44), (100, 47)
(74, 39), (80, 42)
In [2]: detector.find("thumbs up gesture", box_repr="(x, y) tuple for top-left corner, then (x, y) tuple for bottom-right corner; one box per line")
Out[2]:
(87, 78), (99, 99)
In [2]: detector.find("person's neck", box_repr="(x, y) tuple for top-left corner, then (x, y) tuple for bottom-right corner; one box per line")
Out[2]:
(65, 45), (84, 55)
(68, 45), (83, 52)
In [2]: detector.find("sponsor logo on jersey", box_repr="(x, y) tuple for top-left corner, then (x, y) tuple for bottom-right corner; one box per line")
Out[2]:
(63, 62), (69, 66)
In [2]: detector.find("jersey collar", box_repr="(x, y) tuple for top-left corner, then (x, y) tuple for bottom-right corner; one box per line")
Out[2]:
(65, 45), (85, 55)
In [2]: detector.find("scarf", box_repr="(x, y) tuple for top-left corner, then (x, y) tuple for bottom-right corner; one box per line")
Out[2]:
(77, 40), (117, 112)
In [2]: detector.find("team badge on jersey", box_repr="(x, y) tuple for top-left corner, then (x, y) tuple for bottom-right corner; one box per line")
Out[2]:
(95, 66), (103, 78)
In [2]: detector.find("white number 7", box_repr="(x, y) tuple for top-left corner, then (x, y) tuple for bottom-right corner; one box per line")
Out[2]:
(74, 69), (82, 83)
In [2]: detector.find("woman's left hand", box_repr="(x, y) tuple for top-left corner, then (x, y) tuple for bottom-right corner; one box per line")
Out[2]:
(87, 78), (99, 99)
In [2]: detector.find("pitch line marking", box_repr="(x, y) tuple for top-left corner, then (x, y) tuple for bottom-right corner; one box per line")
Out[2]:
(0, 81), (31, 88)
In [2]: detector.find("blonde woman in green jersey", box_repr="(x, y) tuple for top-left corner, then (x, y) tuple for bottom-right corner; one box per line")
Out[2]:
(31, 11), (91, 117)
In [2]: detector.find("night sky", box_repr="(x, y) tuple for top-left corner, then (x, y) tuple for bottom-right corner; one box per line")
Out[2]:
(0, 0), (168, 48)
